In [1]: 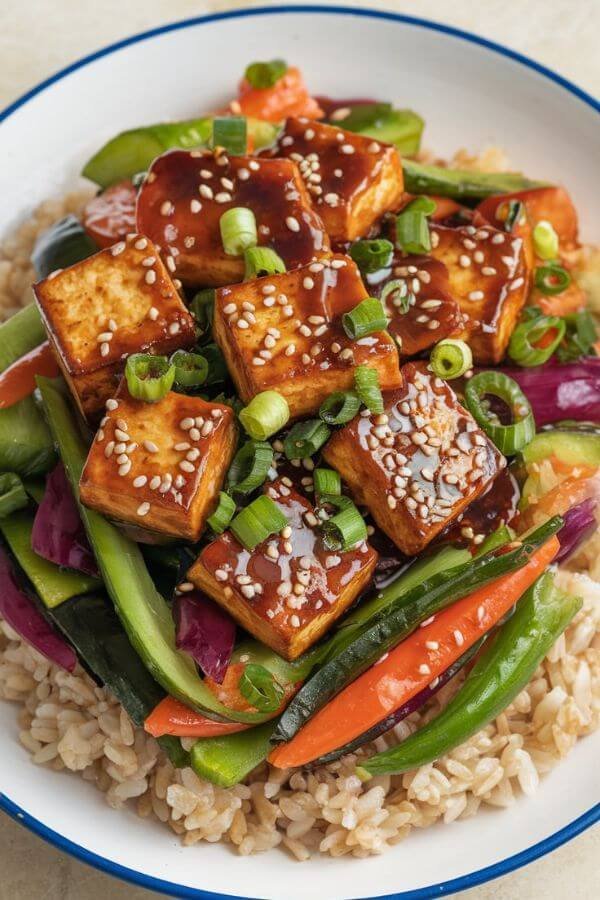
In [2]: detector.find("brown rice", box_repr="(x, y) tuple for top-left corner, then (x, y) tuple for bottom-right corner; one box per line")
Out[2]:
(0, 179), (598, 860)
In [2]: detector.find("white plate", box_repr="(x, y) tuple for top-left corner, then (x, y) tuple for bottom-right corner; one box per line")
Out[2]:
(0, 6), (598, 898)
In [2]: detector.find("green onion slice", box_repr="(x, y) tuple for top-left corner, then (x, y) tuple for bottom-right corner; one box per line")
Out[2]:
(207, 492), (236, 534)
(319, 391), (361, 425)
(429, 339), (473, 379)
(244, 59), (287, 89)
(227, 440), (274, 496)
(533, 220), (559, 260)
(244, 246), (286, 280)
(395, 208), (431, 254)
(190, 289), (215, 340)
(313, 468), (341, 502)
(405, 196), (437, 216)
(283, 420), (331, 460)
(212, 116), (247, 155)
(125, 354), (175, 403)
(534, 263), (571, 296)
(321, 500), (367, 551)
(380, 279), (411, 314)
(349, 239), (394, 274)
(0, 473), (28, 518)
(220, 207), (258, 257)
(169, 350), (209, 388)
(342, 297), (387, 340)
(464, 371), (535, 455)
(238, 663), (285, 712)
(239, 391), (290, 441)
(354, 365), (384, 414)
(508, 314), (566, 367)
(230, 495), (287, 550)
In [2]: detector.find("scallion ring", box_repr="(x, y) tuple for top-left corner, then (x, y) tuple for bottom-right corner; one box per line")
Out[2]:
(220, 207), (257, 257)
(464, 371), (535, 455)
(244, 246), (286, 280)
(395, 208), (431, 254)
(230, 495), (287, 550)
(319, 391), (361, 425)
(354, 365), (384, 414)
(227, 440), (274, 496)
(534, 263), (571, 296)
(380, 279), (411, 314)
(429, 339), (473, 380)
(342, 297), (387, 340)
(533, 220), (559, 260)
(239, 390), (290, 441)
(207, 492), (236, 534)
(169, 350), (209, 388)
(244, 59), (287, 89)
(125, 354), (175, 403)
(283, 420), (331, 460)
(238, 663), (284, 712)
(313, 468), (341, 501)
(508, 315), (566, 367)
(349, 239), (394, 274)
(321, 500), (367, 551)
(212, 116), (247, 156)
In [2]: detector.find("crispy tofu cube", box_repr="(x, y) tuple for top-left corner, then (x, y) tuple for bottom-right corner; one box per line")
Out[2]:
(79, 383), (237, 541)
(370, 254), (464, 356)
(428, 223), (531, 364)
(261, 117), (404, 242)
(187, 478), (378, 659)
(323, 362), (505, 556)
(213, 254), (402, 419)
(136, 149), (331, 287)
(34, 234), (195, 419)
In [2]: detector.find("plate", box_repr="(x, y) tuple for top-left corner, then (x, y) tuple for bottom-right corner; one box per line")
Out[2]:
(0, 6), (598, 898)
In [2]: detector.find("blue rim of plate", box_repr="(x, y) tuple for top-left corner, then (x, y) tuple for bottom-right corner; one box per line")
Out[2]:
(0, 5), (598, 898)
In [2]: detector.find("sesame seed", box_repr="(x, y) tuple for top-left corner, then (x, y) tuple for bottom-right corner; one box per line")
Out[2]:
(330, 259), (346, 269)
(137, 502), (150, 516)
(149, 476), (161, 490)
(482, 266), (497, 276)
(418, 664), (431, 675)
(108, 318), (118, 332)
(148, 306), (159, 321)
(387, 495), (397, 509)
(106, 398), (118, 411)
(133, 475), (148, 488)
(215, 192), (232, 204)
(190, 199), (202, 213)
(141, 255), (156, 267)
(286, 216), (300, 232)
(249, 160), (260, 171)
(510, 277), (524, 291)
(111, 242), (126, 256)
(143, 440), (159, 453)
(134, 237), (148, 250)
(477, 605), (485, 622)
(473, 250), (485, 264)
(116, 453), (129, 465)
(168, 322), (181, 335)
(179, 460), (195, 473)
(97, 331), (113, 342)
(290, 615), (301, 628)
(180, 417), (194, 430)
(237, 319), (249, 329)
(368, 141), (381, 152)
(324, 192), (339, 206)
(459, 255), (471, 268)
(468, 290), (484, 301)
(491, 233), (505, 244)
(237, 167), (250, 181)
(201, 421), (213, 436)
(454, 629), (464, 646)
(425, 641), (439, 650)
(118, 461), (131, 476)
(114, 428), (129, 442)
(340, 144), (355, 154)
(160, 201), (174, 216)
(199, 184), (214, 200)
(145, 270), (156, 285)
(303, 277), (314, 289)
(100, 342), (110, 357)
(189, 427), (201, 441)
(104, 441), (115, 458)
(223, 302), (237, 315)
(215, 569), (228, 582)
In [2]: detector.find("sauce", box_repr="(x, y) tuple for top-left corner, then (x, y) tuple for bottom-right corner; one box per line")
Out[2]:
(0, 341), (60, 409)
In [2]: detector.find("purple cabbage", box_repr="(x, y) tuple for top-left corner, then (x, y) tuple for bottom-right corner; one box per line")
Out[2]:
(174, 591), (235, 683)
(31, 463), (98, 576)
(502, 357), (600, 427)
(0, 545), (77, 672)
(556, 498), (597, 563)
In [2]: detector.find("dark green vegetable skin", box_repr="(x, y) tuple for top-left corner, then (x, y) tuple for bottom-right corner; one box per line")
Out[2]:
(190, 723), (276, 789)
(402, 159), (547, 200)
(31, 215), (98, 279)
(359, 571), (581, 776)
(274, 518), (562, 743)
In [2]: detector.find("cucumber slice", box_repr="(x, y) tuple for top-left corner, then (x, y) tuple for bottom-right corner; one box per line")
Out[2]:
(32, 215), (98, 279)
(0, 510), (100, 608)
(522, 430), (600, 468)
(190, 722), (275, 788)
(0, 304), (45, 370)
(36, 376), (275, 725)
(402, 159), (547, 200)
(337, 104), (424, 155)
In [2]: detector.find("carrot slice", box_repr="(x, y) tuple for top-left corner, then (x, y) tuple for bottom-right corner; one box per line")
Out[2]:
(0, 341), (60, 409)
(269, 537), (559, 768)
(237, 66), (323, 122)
(144, 696), (249, 738)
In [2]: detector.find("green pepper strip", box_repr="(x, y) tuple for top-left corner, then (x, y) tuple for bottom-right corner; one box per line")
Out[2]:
(359, 571), (581, 777)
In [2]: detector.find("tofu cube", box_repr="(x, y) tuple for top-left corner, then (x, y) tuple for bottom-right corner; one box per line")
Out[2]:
(370, 253), (464, 356)
(261, 117), (404, 242)
(34, 234), (195, 419)
(428, 223), (531, 364)
(79, 383), (237, 541)
(136, 149), (331, 287)
(323, 362), (505, 556)
(213, 254), (402, 419)
(187, 478), (378, 659)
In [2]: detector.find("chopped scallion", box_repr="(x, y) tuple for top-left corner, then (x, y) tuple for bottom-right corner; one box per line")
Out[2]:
(207, 492), (236, 534)
(244, 246), (286, 280)
(429, 339), (473, 379)
(212, 116), (247, 155)
(319, 391), (361, 425)
(321, 500), (367, 551)
(227, 440), (274, 496)
(238, 663), (284, 712)
(349, 239), (393, 274)
(395, 208), (431, 254)
(283, 420), (331, 460)
(342, 297), (387, 340)
(230, 495), (287, 550)
(169, 350), (209, 388)
(125, 354), (175, 403)
(508, 313), (565, 367)
(313, 468), (341, 502)
(380, 279), (411, 314)
(220, 207), (257, 257)
(464, 371), (535, 455)
(533, 220), (559, 260)
(354, 366), (384, 414)
(534, 262), (571, 295)
(244, 59), (287, 89)
(239, 391), (290, 441)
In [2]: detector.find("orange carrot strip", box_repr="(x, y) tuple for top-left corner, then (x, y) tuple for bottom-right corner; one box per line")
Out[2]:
(269, 537), (559, 768)
(144, 696), (249, 738)
(237, 66), (323, 122)
(0, 341), (60, 409)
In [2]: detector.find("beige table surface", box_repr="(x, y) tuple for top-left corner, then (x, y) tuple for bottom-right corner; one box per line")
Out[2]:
(0, 1), (598, 897)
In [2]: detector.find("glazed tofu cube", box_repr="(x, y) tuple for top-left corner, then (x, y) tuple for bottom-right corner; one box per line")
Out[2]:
(34, 234), (195, 419)
(136, 149), (330, 287)
(428, 223), (531, 364)
(323, 362), (505, 556)
(213, 254), (402, 419)
(187, 478), (378, 659)
(370, 254), (463, 357)
(261, 117), (404, 242)
(79, 383), (237, 541)
(476, 186), (579, 250)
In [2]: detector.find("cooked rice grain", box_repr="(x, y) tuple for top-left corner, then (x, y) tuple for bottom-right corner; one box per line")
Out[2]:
(0, 190), (598, 860)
